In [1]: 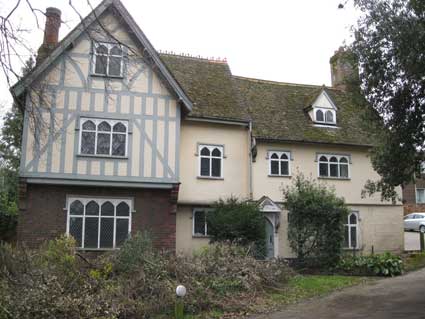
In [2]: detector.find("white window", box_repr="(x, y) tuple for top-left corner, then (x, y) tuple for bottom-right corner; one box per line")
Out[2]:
(344, 212), (359, 249)
(67, 197), (132, 249)
(269, 151), (291, 176)
(199, 145), (223, 178)
(417, 188), (425, 204)
(314, 108), (336, 125)
(80, 118), (128, 157)
(193, 208), (213, 236)
(93, 42), (123, 77)
(318, 154), (350, 178)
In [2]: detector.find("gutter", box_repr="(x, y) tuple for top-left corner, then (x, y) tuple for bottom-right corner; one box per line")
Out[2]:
(255, 137), (374, 148)
(185, 116), (250, 127)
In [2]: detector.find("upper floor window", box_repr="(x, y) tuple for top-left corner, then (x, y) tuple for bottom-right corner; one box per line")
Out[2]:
(344, 212), (359, 249)
(67, 197), (132, 250)
(318, 154), (350, 178)
(199, 144), (223, 178)
(417, 188), (425, 204)
(269, 151), (291, 176)
(93, 42), (123, 77)
(314, 108), (336, 125)
(80, 118), (128, 157)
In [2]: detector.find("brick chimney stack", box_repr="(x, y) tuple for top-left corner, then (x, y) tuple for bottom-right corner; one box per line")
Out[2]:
(330, 47), (359, 91)
(36, 7), (61, 65)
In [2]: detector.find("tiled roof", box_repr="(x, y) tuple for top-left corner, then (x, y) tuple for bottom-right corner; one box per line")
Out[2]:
(161, 53), (376, 146)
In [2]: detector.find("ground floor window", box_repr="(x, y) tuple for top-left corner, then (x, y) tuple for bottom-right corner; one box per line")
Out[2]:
(344, 212), (359, 249)
(193, 208), (213, 236)
(67, 197), (132, 249)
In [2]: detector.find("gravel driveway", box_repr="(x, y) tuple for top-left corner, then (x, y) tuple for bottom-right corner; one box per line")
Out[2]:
(249, 268), (425, 319)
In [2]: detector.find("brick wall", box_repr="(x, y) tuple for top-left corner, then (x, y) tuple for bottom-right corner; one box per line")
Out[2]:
(403, 179), (425, 214)
(17, 180), (178, 251)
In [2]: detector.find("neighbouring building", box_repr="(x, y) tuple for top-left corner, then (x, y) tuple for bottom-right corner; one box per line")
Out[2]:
(12, 0), (404, 258)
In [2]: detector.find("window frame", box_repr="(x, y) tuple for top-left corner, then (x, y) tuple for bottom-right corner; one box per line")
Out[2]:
(79, 117), (129, 158)
(92, 42), (124, 78)
(192, 208), (214, 237)
(314, 108), (336, 125)
(268, 151), (291, 177)
(416, 188), (425, 204)
(343, 211), (359, 250)
(197, 144), (224, 179)
(317, 154), (350, 179)
(66, 196), (132, 250)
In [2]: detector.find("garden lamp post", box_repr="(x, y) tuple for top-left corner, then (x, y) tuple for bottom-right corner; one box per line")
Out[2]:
(175, 285), (186, 319)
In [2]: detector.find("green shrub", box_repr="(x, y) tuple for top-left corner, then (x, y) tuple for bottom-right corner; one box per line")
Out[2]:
(284, 174), (349, 267)
(207, 197), (266, 258)
(337, 252), (403, 277)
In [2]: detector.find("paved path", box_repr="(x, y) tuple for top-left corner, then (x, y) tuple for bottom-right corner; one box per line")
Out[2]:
(405, 231), (421, 251)
(250, 268), (425, 319)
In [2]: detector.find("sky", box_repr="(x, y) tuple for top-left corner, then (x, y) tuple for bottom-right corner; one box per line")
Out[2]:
(0, 0), (359, 113)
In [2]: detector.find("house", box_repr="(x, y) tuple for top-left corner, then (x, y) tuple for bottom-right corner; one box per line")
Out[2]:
(403, 166), (425, 215)
(12, 0), (404, 257)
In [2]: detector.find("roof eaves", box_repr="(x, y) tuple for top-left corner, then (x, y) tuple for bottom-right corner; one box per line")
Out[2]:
(254, 136), (374, 148)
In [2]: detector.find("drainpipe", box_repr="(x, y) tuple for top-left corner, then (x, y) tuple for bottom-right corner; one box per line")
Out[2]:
(248, 120), (253, 200)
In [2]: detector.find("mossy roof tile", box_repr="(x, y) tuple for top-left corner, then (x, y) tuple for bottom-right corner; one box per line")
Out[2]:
(161, 54), (375, 146)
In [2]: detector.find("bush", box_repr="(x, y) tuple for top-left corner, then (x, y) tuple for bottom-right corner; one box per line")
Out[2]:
(284, 174), (349, 267)
(337, 252), (403, 277)
(0, 233), (295, 318)
(207, 197), (266, 258)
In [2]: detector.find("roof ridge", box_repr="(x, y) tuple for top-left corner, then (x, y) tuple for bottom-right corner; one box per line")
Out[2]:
(233, 75), (334, 89)
(159, 50), (228, 64)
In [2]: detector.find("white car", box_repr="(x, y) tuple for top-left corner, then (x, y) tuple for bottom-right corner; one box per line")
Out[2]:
(404, 213), (425, 233)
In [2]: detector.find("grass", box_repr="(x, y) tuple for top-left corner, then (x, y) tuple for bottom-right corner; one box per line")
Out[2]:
(268, 275), (366, 305)
(403, 252), (425, 272)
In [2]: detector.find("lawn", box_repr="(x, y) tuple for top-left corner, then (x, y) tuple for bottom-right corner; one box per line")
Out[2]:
(184, 274), (367, 319)
(403, 252), (425, 272)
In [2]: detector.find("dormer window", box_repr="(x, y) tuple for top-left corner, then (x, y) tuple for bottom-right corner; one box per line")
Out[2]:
(314, 108), (336, 125)
(93, 42), (123, 77)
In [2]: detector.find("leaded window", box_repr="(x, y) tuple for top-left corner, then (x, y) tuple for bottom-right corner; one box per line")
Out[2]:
(193, 208), (213, 236)
(318, 154), (350, 178)
(93, 42), (123, 77)
(344, 212), (359, 249)
(67, 197), (132, 249)
(80, 118), (128, 157)
(199, 145), (223, 178)
(269, 151), (291, 176)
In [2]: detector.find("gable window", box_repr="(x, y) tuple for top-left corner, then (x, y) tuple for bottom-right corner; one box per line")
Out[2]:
(344, 212), (359, 249)
(314, 108), (336, 125)
(80, 118), (128, 157)
(67, 197), (132, 249)
(199, 145), (223, 178)
(193, 208), (213, 236)
(269, 151), (291, 176)
(417, 188), (425, 204)
(93, 42), (123, 77)
(318, 154), (350, 178)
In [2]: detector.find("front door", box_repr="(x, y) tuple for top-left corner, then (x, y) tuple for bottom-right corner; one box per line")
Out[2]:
(265, 218), (274, 259)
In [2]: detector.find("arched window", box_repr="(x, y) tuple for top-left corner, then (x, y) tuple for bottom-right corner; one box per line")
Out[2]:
(325, 110), (334, 123)
(316, 109), (324, 122)
(318, 154), (350, 178)
(344, 212), (359, 249)
(80, 118), (128, 157)
(269, 151), (291, 176)
(93, 42), (123, 77)
(199, 145), (223, 178)
(67, 198), (132, 249)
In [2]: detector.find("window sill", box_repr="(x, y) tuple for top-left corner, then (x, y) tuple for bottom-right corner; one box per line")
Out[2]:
(268, 174), (292, 178)
(77, 154), (128, 160)
(318, 177), (351, 181)
(76, 247), (119, 251)
(197, 176), (224, 180)
(192, 235), (210, 239)
(90, 73), (124, 79)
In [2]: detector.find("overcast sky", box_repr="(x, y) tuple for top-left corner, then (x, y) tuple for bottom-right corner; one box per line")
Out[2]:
(0, 0), (359, 113)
